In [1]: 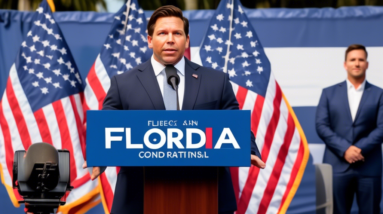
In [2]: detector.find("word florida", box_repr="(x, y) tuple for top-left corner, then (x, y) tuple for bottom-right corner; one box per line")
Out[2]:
(105, 128), (240, 149)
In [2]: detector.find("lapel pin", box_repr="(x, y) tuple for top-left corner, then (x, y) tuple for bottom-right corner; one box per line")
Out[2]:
(192, 74), (198, 79)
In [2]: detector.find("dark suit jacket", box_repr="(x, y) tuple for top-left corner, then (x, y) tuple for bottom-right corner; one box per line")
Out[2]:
(102, 57), (261, 213)
(316, 81), (383, 176)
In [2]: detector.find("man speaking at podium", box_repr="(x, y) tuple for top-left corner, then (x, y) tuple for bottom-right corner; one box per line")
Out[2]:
(86, 5), (265, 214)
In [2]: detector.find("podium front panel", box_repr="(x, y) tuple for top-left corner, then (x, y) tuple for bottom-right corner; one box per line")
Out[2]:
(87, 110), (251, 167)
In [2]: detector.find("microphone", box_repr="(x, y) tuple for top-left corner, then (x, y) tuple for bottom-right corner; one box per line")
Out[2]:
(165, 65), (180, 110)
(165, 66), (180, 90)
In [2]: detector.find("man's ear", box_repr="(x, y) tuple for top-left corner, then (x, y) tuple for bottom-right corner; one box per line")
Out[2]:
(185, 35), (190, 49)
(148, 35), (153, 49)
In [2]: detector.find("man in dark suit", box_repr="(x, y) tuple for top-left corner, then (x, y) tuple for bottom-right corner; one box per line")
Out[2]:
(85, 5), (265, 214)
(316, 44), (383, 214)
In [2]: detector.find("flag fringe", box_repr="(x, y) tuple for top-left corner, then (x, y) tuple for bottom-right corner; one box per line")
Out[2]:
(75, 198), (102, 214)
(58, 191), (101, 214)
(0, 163), (20, 207)
(278, 94), (310, 214)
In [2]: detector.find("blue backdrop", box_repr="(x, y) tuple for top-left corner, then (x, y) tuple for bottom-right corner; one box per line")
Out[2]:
(2, 6), (383, 214)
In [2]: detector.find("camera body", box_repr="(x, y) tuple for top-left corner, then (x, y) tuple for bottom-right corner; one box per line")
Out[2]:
(13, 143), (72, 214)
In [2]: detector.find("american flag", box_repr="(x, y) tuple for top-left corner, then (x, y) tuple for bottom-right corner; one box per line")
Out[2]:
(199, 0), (309, 213)
(0, 1), (99, 213)
(83, 0), (152, 213)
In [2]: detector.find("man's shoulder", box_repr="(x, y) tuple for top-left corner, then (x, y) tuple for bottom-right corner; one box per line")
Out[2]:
(366, 82), (383, 93)
(322, 81), (345, 92)
(199, 65), (224, 74)
(321, 81), (383, 96)
(113, 59), (151, 79)
(187, 60), (227, 77)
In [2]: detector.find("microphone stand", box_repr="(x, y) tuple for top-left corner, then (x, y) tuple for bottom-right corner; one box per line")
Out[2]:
(168, 77), (180, 110)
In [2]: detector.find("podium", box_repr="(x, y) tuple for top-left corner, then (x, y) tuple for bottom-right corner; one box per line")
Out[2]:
(86, 110), (251, 213)
(144, 167), (218, 214)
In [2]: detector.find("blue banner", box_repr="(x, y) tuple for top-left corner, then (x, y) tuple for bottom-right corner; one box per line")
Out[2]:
(86, 110), (251, 167)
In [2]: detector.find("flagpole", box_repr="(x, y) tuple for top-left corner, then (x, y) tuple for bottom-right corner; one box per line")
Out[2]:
(47, 0), (56, 12)
(122, 0), (132, 32)
(223, 0), (234, 73)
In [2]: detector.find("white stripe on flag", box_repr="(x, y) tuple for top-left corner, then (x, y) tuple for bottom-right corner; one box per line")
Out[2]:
(84, 78), (100, 110)
(190, 47), (203, 66)
(242, 90), (257, 114)
(230, 81), (239, 95)
(267, 128), (300, 213)
(105, 167), (118, 193)
(95, 55), (111, 93)
(238, 166), (250, 200)
(2, 92), (25, 152)
(73, 94), (84, 122)
(60, 97), (86, 178)
(252, 98), (289, 214)
(255, 74), (277, 152)
(42, 104), (62, 149)
(9, 64), (42, 143)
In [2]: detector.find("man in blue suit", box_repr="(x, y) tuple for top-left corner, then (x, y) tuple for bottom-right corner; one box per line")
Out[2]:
(316, 44), (383, 214)
(85, 5), (265, 214)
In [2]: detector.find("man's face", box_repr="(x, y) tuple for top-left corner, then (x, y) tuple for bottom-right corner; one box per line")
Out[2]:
(148, 16), (190, 65)
(344, 49), (368, 80)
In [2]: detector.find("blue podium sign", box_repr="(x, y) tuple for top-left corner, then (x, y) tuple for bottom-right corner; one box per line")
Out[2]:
(86, 110), (250, 167)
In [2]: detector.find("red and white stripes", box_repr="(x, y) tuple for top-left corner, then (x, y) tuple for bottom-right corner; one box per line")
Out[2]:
(84, 55), (110, 111)
(83, 55), (119, 214)
(230, 73), (309, 214)
(0, 64), (99, 211)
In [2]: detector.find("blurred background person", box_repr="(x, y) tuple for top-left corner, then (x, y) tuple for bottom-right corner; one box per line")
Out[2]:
(316, 44), (383, 214)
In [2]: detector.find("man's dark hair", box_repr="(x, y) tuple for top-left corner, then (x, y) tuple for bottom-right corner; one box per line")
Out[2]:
(345, 44), (368, 61)
(147, 5), (189, 37)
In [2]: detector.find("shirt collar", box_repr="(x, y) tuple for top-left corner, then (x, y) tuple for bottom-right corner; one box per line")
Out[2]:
(151, 55), (185, 76)
(346, 79), (366, 91)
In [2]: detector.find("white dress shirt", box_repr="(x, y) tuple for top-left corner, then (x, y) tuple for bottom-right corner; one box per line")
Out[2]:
(346, 79), (366, 121)
(151, 56), (185, 109)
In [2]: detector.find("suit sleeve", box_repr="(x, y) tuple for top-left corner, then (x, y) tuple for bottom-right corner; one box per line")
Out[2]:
(251, 131), (261, 158)
(220, 73), (262, 159)
(354, 93), (383, 155)
(315, 89), (351, 158)
(102, 75), (123, 110)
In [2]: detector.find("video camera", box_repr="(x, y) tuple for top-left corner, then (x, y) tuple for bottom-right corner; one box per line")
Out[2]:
(13, 143), (72, 214)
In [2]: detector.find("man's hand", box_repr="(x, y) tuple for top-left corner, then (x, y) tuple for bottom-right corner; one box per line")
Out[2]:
(251, 154), (265, 169)
(82, 161), (101, 180)
(344, 145), (364, 164)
